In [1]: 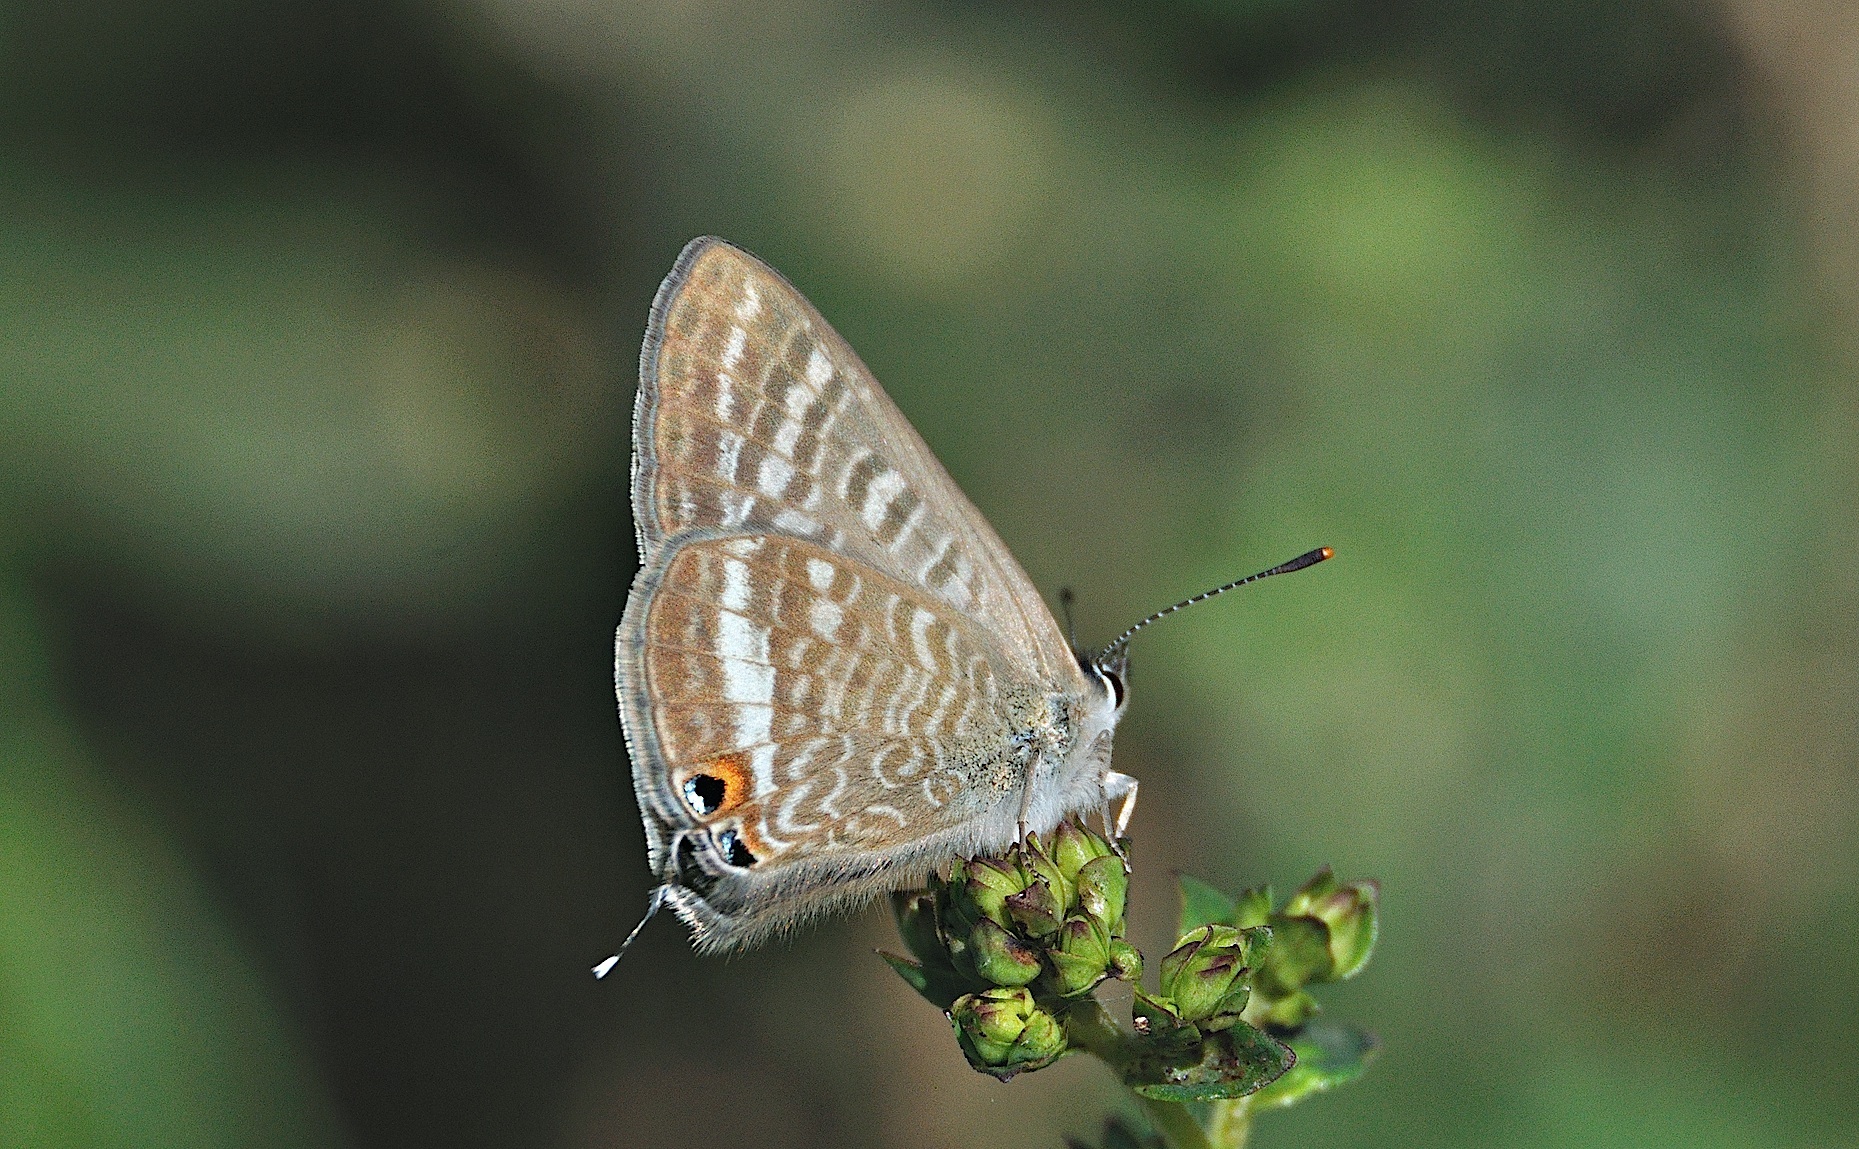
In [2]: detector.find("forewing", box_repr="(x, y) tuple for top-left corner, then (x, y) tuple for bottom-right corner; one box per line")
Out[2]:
(617, 533), (1037, 947)
(632, 237), (1078, 685)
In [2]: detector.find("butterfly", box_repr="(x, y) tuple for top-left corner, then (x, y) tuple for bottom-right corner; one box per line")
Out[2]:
(601, 237), (1327, 967)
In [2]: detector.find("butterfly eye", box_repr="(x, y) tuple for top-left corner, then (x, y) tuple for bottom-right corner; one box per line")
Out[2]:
(682, 774), (727, 816)
(1102, 668), (1127, 709)
(714, 827), (757, 868)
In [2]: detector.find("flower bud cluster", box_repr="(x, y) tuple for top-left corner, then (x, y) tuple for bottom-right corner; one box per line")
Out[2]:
(886, 826), (1382, 1114)
(1236, 866), (1379, 1029)
(1131, 923), (1268, 1046)
(883, 820), (1137, 1079)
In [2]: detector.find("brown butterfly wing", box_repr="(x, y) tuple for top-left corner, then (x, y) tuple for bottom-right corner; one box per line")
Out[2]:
(618, 238), (1091, 949)
(631, 238), (1075, 681)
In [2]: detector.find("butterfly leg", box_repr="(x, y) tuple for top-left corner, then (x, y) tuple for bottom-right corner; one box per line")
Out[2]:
(1015, 773), (1035, 845)
(1099, 770), (1138, 856)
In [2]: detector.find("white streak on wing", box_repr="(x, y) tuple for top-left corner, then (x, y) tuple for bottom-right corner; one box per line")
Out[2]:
(893, 672), (934, 734)
(805, 345), (833, 388)
(810, 598), (843, 640)
(756, 454), (794, 497)
(880, 668), (917, 733)
(864, 804), (906, 827)
(757, 812), (791, 852)
(749, 744), (779, 801)
(715, 432), (744, 483)
(819, 764), (848, 818)
(720, 493), (755, 528)
(813, 649), (844, 721)
(722, 326), (747, 369)
(774, 385), (814, 456)
(861, 469), (906, 532)
(921, 777), (943, 808)
(716, 611), (771, 667)
(715, 607), (775, 763)
(909, 608), (938, 672)
(735, 280), (761, 322)
(727, 705), (773, 750)
(715, 372), (735, 421)
(776, 782), (818, 834)
(719, 558), (753, 612)
(806, 558), (835, 592)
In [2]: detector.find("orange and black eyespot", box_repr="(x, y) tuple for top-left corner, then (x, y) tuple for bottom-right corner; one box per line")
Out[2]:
(676, 753), (749, 818)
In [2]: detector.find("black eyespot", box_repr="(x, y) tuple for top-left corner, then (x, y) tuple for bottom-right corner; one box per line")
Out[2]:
(715, 828), (757, 868)
(682, 773), (727, 816)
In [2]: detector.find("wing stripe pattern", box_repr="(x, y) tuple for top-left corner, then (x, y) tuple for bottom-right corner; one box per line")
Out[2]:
(629, 533), (1036, 874)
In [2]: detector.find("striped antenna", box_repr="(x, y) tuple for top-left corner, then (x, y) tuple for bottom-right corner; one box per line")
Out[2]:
(1096, 546), (1332, 661)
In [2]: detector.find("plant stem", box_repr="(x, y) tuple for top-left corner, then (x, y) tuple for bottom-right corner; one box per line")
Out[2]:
(1139, 1096), (1214, 1149)
(1066, 998), (1223, 1149)
(1205, 1098), (1253, 1148)
(1063, 997), (1134, 1071)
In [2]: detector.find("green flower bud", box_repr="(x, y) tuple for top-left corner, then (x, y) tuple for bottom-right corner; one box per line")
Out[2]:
(1159, 924), (1254, 1028)
(1011, 1005), (1068, 1066)
(1280, 866), (1340, 918)
(1046, 915), (1113, 996)
(1005, 878), (1065, 939)
(952, 986), (1030, 1063)
(1076, 854), (1128, 931)
(954, 856), (1031, 928)
(1131, 986), (1198, 1048)
(1021, 837), (1078, 915)
(1109, 938), (1143, 982)
(1050, 819), (1113, 882)
(1230, 884), (1274, 929)
(950, 986), (1066, 1078)
(1251, 867), (1379, 996)
(1307, 879), (1379, 981)
(1253, 915), (1331, 997)
(965, 916), (1044, 987)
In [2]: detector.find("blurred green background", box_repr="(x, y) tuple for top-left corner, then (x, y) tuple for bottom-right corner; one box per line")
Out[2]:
(2, 1), (1856, 1146)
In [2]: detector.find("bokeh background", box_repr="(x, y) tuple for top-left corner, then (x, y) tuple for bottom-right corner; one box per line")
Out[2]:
(3, 2), (1857, 1147)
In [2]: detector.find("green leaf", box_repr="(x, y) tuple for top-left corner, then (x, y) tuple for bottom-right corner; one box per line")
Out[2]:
(878, 951), (970, 1010)
(1247, 1022), (1381, 1110)
(1176, 873), (1237, 935)
(1126, 1019), (1295, 1102)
